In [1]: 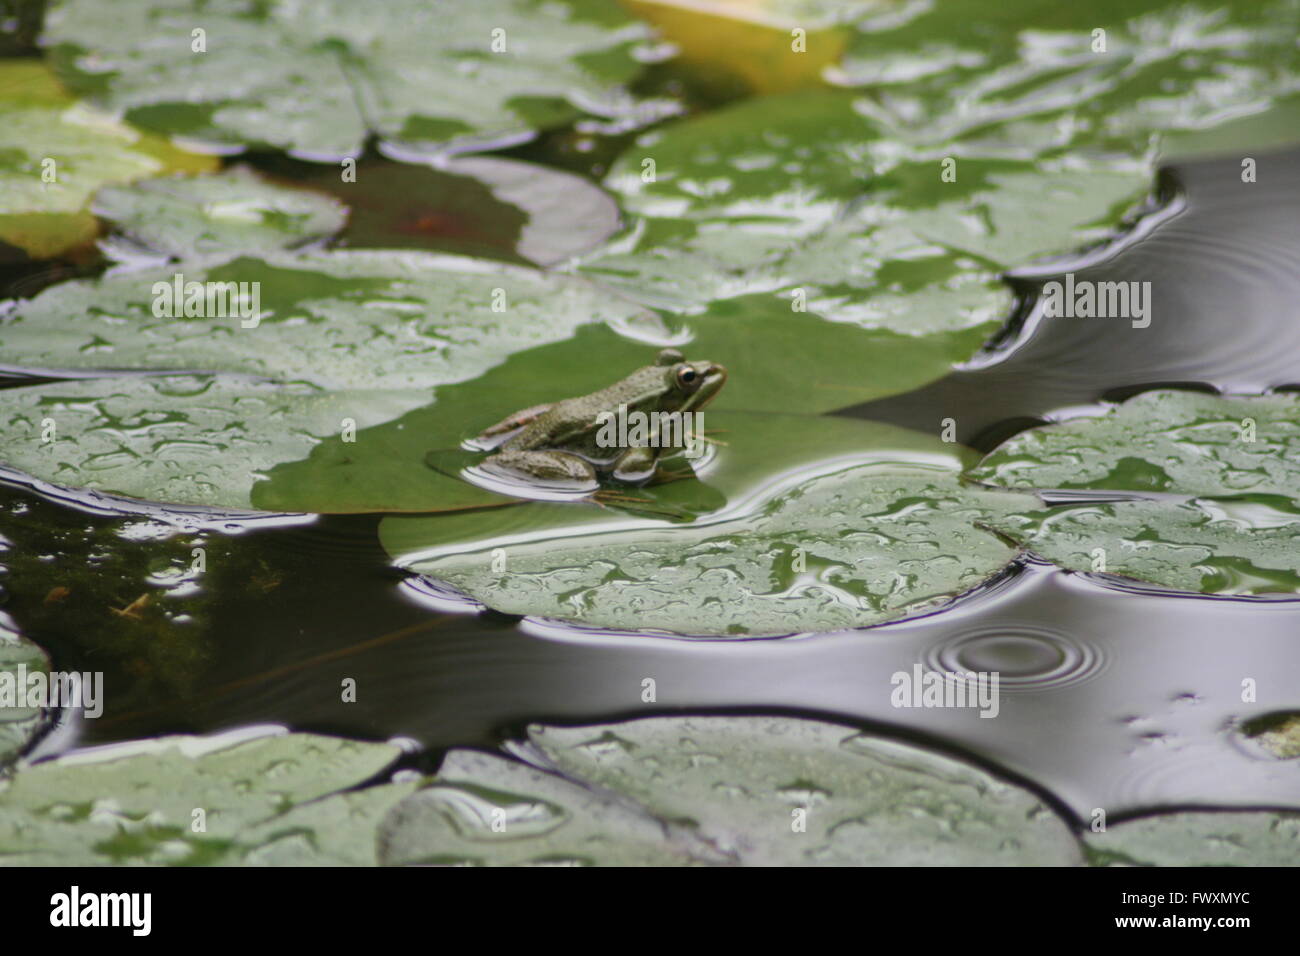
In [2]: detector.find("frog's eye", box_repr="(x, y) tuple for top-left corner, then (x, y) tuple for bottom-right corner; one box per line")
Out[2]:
(674, 365), (700, 390)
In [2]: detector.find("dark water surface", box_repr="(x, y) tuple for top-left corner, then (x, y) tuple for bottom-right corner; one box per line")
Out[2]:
(4, 146), (1300, 824)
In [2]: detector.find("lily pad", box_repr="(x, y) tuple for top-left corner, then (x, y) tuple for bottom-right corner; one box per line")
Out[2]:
(237, 776), (421, 866)
(0, 237), (657, 509)
(0, 60), (215, 258)
(0, 374), (426, 511)
(379, 408), (976, 541)
(536, 716), (1083, 865)
(969, 390), (1300, 499)
(43, 0), (657, 160)
(577, 89), (880, 310)
(1087, 809), (1300, 866)
(248, 153), (622, 267)
(986, 496), (1300, 595)
(397, 464), (1034, 637)
(0, 249), (644, 390)
(442, 156), (624, 267)
(859, 158), (1151, 271)
(574, 88), (1146, 397)
(753, 157), (1148, 343)
(0, 729), (403, 865)
(0, 629), (49, 770)
(93, 165), (348, 259)
(261, 302), (995, 515)
(970, 391), (1300, 594)
(576, 0), (1297, 366)
(379, 747), (722, 866)
(382, 716), (1082, 866)
(832, 0), (1300, 161)
(566, 89), (1035, 415)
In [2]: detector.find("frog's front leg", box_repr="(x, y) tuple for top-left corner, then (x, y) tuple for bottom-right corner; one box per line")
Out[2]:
(482, 448), (598, 485)
(611, 446), (660, 482)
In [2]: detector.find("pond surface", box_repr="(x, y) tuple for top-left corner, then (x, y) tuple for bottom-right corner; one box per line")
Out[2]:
(6, 143), (1298, 828)
(3, 0), (1300, 866)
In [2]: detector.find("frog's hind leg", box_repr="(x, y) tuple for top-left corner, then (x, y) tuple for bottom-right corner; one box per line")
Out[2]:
(611, 445), (659, 483)
(476, 404), (555, 440)
(482, 449), (598, 486)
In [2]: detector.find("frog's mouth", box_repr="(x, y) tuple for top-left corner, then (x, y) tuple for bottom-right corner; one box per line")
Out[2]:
(693, 364), (728, 409)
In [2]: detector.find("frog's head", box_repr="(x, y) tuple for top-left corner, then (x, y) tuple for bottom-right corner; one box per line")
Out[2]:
(654, 347), (727, 414)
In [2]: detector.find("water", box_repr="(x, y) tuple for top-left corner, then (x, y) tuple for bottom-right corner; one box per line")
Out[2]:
(3, 145), (1299, 826)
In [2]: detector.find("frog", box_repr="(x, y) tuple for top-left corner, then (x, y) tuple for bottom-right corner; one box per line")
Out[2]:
(473, 348), (727, 486)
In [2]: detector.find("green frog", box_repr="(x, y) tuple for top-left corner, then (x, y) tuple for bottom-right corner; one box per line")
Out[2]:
(473, 348), (727, 485)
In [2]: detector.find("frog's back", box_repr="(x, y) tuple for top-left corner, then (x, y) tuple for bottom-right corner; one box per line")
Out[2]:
(509, 366), (665, 455)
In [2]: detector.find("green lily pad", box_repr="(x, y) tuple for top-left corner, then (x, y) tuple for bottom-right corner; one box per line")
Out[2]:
(0, 630), (49, 771)
(565, 91), (1021, 414)
(237, 776), (421, 866)
(0, 374), (427, 510)
(574, 88), (1147, 412)
(986, 496), (1300, 595)
(579, 81), (1154, 307)
(577, 89), (881, 310)
(970, 391), (1300, 594)
(0, 60), (216, 258)
(576, 0), (1297, 373)
(0, 729), (402, 865)
(763, 213), (1012, 337)
(536, 716), (1083, 865)
(397, 464), (1034, 637)
(261, 300), (993, 515)
(833, 0), (1300, 161)
(0, 243), (656, 509)
(44, 0), (656, 160)
(863, 159), (1151, 270)
(379, 408), (976, 542)
(0, 249), (644, 390)
(969, 391), (1300, 499)
(1161, 92), (1300, 161)
(746, 155), (1150, 360)
(382, 716), (1082, 866)
(93, 166), (348, 259)
(379, 748), (722, 866)
(1087, 809), (1300, 866)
